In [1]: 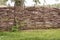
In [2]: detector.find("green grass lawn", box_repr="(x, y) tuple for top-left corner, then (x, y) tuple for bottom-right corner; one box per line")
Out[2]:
(0, 29), (60, 40)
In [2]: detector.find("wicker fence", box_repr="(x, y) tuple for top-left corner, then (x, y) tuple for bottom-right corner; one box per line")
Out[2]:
(0, 7), (60, 31)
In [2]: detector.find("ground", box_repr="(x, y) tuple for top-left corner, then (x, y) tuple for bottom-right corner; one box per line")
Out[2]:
(0, 29), (60, 40)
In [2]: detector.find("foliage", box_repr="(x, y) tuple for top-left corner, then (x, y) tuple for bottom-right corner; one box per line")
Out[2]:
(12, 17), (19, 32)
(0, 0), (7, 5)
(11, 26), (18, 32)
(46, 3), (60, 8)
(33, 0), (40, 5)
(51, 3), (60, 8)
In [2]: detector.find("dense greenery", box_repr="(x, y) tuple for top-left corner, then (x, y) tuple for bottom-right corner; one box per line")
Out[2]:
(0, 29), (60, 40)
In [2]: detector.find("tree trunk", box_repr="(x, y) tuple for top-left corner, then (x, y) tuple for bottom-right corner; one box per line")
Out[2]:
(14, 0), (24, 26)
(14, 0), (24, 12)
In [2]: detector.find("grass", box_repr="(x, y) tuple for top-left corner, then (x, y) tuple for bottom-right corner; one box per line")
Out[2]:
(0, 29), (60, 40)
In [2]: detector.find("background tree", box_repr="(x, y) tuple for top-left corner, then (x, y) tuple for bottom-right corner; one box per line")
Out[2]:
(4, 0), (40, 7)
